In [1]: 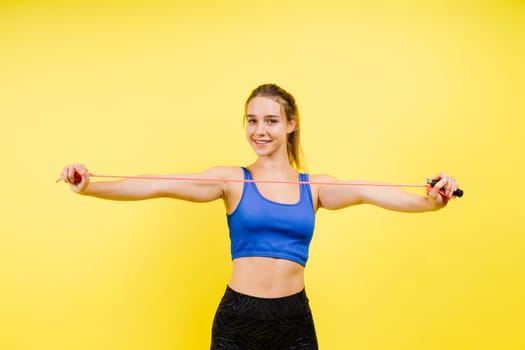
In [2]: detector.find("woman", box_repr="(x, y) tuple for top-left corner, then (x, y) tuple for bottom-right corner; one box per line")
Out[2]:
(60, 83), (458, 349)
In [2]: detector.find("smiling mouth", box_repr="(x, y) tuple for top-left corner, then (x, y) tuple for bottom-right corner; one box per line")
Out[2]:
(254, 140), (272, 144)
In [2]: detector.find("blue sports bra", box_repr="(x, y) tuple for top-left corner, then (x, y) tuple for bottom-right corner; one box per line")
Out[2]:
(227, 167), (316, 266)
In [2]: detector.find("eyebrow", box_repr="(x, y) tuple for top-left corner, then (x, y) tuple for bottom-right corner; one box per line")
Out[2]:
(245, 114), (282, 119)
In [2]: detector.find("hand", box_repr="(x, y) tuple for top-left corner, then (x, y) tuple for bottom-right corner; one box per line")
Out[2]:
(60, 163), (90, 193)
(427, 172), (459, 207)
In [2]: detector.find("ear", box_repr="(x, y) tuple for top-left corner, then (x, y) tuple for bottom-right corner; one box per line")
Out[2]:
(286, 118), (297, 134)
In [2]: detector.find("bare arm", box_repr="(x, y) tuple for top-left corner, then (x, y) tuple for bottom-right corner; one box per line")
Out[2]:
(317, 173), (458, 212)
(60, 163), (233, 202)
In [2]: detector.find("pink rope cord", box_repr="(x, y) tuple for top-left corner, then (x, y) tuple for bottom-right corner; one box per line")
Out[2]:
(56, 172), (427, 188)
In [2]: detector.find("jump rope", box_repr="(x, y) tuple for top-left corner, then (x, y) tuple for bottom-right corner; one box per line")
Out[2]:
(57, 172), (464, 198)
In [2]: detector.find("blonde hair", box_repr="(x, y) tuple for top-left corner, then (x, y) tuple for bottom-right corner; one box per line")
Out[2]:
(244, 84), (305, 170)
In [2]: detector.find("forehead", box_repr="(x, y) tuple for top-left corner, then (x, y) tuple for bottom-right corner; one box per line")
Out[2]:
(246, 96), (283, 117)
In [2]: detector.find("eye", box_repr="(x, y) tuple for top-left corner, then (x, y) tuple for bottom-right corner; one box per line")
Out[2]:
(267, 119), (278, 124)
(246, 118), (257, 124)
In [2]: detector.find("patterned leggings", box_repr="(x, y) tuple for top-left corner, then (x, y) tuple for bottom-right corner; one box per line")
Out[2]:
(211, 286), (318, 350)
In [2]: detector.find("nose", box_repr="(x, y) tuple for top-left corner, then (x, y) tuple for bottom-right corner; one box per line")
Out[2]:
(255, 121), (266, 135)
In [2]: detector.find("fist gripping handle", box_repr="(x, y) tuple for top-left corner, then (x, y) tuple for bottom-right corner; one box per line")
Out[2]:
(73, 172), (83, 184)
(427, 178), (463, 198)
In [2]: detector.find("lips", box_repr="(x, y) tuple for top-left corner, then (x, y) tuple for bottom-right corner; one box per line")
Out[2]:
(254, 140), (271, 144)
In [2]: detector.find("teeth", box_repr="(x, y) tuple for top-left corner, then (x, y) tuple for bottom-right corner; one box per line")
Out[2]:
(255, 140), (271, 144)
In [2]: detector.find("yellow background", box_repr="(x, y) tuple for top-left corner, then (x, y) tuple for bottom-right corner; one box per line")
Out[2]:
(1, 0), (524, 349)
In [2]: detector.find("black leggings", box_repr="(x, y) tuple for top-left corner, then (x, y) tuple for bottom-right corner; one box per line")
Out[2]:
(211, 286), (318, 350)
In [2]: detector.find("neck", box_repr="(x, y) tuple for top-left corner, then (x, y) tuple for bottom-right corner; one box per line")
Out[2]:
(250, 157), (297, 179)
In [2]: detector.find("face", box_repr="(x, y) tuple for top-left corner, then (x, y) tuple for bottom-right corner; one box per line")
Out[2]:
(245, 96), (296, 159)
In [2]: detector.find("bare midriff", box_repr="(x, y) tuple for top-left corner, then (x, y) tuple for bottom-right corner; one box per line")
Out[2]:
(228, 256), (305, 298)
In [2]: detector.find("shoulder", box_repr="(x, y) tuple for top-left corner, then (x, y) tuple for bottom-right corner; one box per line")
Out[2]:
(308, 173), (337, 182)
(307, 174), (338, 190)
(207, 166), (245, 210)
(307, 173), (339, 189)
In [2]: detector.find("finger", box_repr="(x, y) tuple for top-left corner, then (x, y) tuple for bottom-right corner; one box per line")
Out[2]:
(73, 164), (82, 182)
(432, 174), (447, 188)
(67, 166), (76, 183)
(448, 178), (458, 197)
(75, 163), (86, 174)
(74, 164), (87, 184)
(438, 174), (457, 197)
(430, 177), (447, 198)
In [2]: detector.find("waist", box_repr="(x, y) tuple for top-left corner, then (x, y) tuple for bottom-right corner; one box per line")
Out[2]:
(228, 257), (305, 298)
